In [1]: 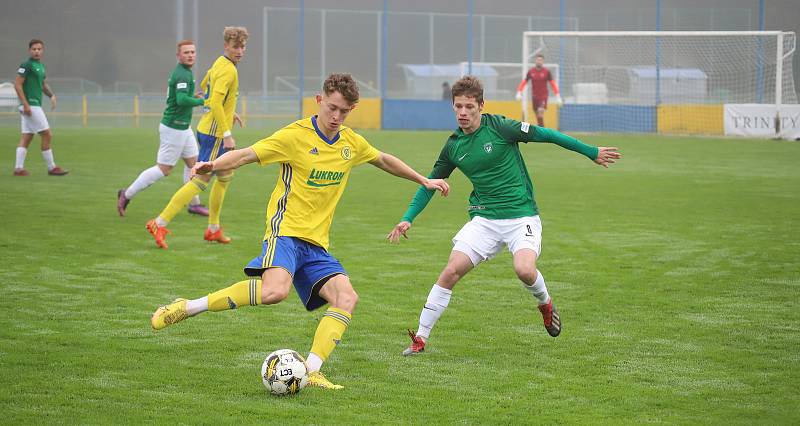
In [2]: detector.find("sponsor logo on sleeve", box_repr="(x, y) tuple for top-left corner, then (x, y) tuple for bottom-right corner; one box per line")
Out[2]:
(176, 82), (188, 89)
(521, 122), (530, 133)
(17, 67), (25, 74)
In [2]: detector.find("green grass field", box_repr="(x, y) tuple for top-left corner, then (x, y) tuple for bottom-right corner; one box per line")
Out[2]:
(1, 125), (798, 424)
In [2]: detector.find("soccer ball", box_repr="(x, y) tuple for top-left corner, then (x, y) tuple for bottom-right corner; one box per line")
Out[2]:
(261, 349), (309, 396)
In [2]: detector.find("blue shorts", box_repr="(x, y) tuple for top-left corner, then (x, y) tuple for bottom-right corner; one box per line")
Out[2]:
(244, 236), (347, 311)
(197, 131), (230, 162)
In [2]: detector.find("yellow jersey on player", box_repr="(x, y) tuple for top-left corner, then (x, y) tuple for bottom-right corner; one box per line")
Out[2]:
(250, 116), (381, 250)
(197, 56), (239, 137)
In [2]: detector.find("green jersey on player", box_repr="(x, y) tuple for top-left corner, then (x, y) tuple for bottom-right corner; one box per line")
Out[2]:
(161, 63), (204, 130)
(17, 58), (46, 107)
(401, 113), (598, 222)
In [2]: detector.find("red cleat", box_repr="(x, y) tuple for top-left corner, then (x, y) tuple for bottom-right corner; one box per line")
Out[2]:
(538, 299), (561, 337)
(401, 329), (426, 356)
(146, 219), (171, 249)
(204, 227), (231, 244)
(48, 166), (69, 176)
(13, 168), (29, 176)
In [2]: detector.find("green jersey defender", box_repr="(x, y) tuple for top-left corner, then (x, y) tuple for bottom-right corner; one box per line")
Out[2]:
(394, 81), (621, 357)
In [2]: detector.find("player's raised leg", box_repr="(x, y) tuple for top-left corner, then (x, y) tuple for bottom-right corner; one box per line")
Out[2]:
(151, 267), (294, 330)
(403, 249), (473, 356)
(513, 248), (560, 337)
(119, 164), (169, 217)
(151, 278), (263, 330)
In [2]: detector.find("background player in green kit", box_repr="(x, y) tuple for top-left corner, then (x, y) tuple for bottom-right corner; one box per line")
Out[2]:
(13, 39), (68, 176)
(388, 76), (622, 356)
(117, 40), (207, 216)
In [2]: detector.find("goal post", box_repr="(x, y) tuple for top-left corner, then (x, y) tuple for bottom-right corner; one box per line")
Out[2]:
(521, 31), (798, 138)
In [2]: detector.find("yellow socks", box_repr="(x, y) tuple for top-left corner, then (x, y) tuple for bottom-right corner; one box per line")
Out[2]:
(309, 308), (352, 363)
(207, 278), (262, 311)
(208, 174), (233, 226)
(159, 177), (208, 223)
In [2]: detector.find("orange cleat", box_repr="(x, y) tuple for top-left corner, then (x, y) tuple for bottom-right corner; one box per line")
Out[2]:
(204, 227), (231, 244)
(146, 219), (171, 249)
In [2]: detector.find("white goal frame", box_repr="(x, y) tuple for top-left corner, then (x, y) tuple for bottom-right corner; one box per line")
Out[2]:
(521, 31), (797, 131)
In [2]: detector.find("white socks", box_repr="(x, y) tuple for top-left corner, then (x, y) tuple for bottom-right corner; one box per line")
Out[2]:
(125, 166), (166, 199)
(155, 216), (168, 227)
(15, 147), (27, 169)
(15, 148), (57, 170)
(306, 353), (323, 373)
(186, 296), (208, 316)
(524, 269), (550, 305)
(416, 284), (452, 340)
(41, 149), (55, 170)
(184, 164), (201, 206)
(208, 224), (220, 232)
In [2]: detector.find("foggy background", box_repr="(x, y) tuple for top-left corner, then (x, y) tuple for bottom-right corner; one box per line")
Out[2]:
(1, 0), (798, 100)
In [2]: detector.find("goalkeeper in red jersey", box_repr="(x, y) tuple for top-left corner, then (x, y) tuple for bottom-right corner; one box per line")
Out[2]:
(515, 53), (561, 128)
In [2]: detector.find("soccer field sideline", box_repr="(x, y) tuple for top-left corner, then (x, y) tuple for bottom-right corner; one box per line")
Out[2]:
(0, 127), (798, 424)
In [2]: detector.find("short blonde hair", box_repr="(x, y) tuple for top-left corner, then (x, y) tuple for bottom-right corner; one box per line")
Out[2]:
(223, 27), (249, 47)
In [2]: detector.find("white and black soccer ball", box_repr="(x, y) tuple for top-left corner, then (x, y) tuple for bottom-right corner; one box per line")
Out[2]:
(261, 349), (309, 396)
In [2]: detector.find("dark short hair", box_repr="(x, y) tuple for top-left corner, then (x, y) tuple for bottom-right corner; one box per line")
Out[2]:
(451, 76), (484, 104)
(535, 53), (545, 59)
(29, 39), (44, 48)
(323, 73), (359, 104)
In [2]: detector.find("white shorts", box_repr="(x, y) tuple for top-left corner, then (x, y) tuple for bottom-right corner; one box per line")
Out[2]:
(156, 123), (199, 166)
(19, 105), (50, 134)
(452, 215), (542, 266)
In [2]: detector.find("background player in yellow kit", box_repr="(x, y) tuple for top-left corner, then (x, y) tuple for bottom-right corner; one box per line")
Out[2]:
(150, 74), (449, 389)
(146, 27), (248, 248)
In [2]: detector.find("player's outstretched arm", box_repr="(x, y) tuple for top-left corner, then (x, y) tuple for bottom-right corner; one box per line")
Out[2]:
(192, 147), (258, 176)
(593, 147), (622, 168)
(369, 152), (450, 196)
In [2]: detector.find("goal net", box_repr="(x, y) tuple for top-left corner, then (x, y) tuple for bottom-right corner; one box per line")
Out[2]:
(521, 31), (797, 136)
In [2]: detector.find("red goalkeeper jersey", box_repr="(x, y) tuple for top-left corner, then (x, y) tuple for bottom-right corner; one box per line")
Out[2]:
(525, 66), (553, 100)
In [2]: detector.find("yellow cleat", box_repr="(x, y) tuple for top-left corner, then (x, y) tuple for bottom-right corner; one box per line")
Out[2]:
(151, 298), (189, 330)
(306, 371), (344, 390)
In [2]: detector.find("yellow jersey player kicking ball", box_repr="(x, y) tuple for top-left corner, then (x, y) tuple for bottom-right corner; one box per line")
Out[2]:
(146, 27), (248, 248)
(150, 74), (450, 389)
